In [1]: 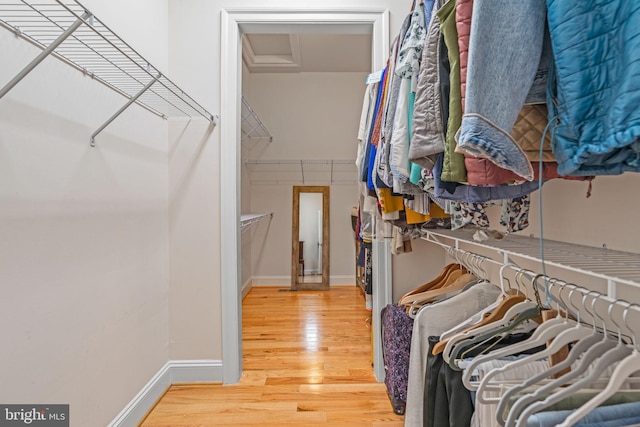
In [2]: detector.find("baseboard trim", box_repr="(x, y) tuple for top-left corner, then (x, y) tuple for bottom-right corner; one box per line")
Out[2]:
(251, 276), (290, 286)
(108, 360), (223, 427)
(170, 359), (223, 383)
(251, 275), (355, 287)
(241, 277), (253, 299)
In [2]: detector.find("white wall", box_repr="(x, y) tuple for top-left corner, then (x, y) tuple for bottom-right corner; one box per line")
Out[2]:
(522, 174), (640, 253)
(246, 72), (367, 283)
(241, 62), (254, 290)
(168, 118), (219, 361)
(248, 72), (367, 161)
(0, 1), (171, 425)
(392, 240), (447, 302)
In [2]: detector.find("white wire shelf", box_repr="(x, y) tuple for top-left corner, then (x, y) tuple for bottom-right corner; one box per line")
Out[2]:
(242, 96), (272, 143)
(245, 159), (356, 185)
(0, 0), (216, 145)
(241, 213), (272, 234)
(421, 228), (640, 290)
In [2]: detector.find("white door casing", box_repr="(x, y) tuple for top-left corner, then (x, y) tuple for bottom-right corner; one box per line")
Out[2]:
(220, 7), (390, 384)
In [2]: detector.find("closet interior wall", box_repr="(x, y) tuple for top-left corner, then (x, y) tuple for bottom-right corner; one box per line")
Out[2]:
(0, 1), (179, 426)
(242, 71), (369, 288)
(469, 172), (640, 296)
(241, 61), (254, 294)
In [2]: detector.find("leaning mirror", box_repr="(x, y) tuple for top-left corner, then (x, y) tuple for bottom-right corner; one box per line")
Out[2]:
(291, 186), (330, 290)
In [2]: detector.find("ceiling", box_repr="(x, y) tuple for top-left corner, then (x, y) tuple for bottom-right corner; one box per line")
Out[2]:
(242, 33), (372, 73)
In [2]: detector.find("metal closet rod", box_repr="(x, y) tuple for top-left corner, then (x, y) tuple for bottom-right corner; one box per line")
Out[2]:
(0, 0), (218, 146)
(245, 159), (355, 185)
(245, 159), (355, 165)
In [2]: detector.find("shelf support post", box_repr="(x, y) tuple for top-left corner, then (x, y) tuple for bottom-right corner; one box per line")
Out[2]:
(90, 73), (161, 146)
(608, 279), (617, 299)
(330, 160), (334, 185)
(0, 11), (92, 100)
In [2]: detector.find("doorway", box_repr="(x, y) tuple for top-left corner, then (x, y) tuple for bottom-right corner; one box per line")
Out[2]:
(220, 8), (391, 384)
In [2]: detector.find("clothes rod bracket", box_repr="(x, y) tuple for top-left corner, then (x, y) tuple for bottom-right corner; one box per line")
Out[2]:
(91, 73), (161, 147)
(0, 11), (92, 100)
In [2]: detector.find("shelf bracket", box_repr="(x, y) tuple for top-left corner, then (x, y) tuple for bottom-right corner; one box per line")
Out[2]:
(330, 161), (334, 185)
(0, 11), (92, 100)
(90, 73), (161, 147)
(608, 279), (617, 299)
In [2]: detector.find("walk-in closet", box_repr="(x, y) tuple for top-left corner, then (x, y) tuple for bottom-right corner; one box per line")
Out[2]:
(2, 0), (640, 426)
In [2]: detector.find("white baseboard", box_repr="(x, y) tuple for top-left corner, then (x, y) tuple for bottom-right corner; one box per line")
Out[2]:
(170, 359), (223, 383)
(251, 275), (355, 287)
(108, 360), (223, 427)
(251, 276), (290, 286)
(241, 277), (253, 299)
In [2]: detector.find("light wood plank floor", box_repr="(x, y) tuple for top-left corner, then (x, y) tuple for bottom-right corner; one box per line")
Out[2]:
(139, 286), (404, 426)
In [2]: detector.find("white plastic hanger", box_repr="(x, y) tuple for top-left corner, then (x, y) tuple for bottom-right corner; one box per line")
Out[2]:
(439, 298), (502, 342)
(448, 269), (546, 370)
(506, 289), (619, 426)
(476, 318), (590, 403)
(510, 296), (632, 427)
(449, 301), (541, 371)
(461, 277), (569, 391)
(494, 287), (606, 425)
(557, 302), (640, 427)
(442, 264), (534, 364)
(467, 281), (581, 396)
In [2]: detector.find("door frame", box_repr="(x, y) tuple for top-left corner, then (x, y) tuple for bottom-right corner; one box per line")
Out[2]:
(220, 7), (390, 384)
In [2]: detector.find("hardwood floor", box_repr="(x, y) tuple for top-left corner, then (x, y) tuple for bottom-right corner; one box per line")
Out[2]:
(139, 286), (404, 426)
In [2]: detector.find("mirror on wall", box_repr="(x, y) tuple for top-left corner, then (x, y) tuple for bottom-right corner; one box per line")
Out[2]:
(291, 186), (330, 290)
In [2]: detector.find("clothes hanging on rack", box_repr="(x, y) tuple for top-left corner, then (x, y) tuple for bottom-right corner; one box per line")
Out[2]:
(389, 2), (427, 186)
(445, 271), (640, 427)
(382, 303), (415, 415)
(381, 264), (475, 414)
(438, 0), (466, 184)
(468, 358), (552, 427)
(404, 281), (501, 426)
(525, 402), (640, 427)
(354, 0), (640, 422)
(424, 333), (549, 427)
(455, 0), (549, 181)
(355, 0), (636, 243)
(546, 0), (640, 177)
(409, 0), (445, 171)
(377, 224), (640, 426)
(450, 195), (531, 233)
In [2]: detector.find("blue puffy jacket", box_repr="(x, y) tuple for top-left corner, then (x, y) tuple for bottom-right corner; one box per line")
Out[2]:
(547, 0), (640, 176)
